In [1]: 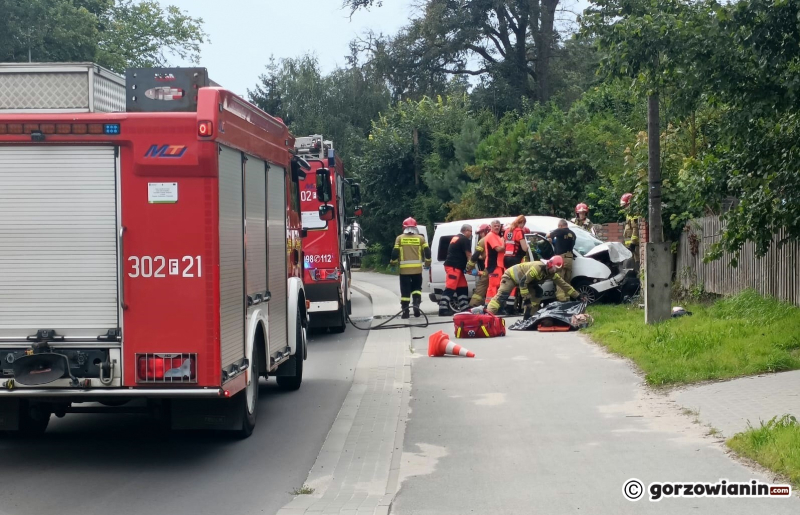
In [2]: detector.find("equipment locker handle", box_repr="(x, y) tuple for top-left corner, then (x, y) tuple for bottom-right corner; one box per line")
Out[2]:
(119, 226), (127, 310)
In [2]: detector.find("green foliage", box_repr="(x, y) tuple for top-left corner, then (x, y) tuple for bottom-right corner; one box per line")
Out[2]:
(728, 415), (800, 488)
(585, 290), (800, 385)
(0, 0), (207, 73)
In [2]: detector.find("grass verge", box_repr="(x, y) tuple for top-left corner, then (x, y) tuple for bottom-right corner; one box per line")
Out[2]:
(728, 415), (800, 488)
(585, 290), (800, 386)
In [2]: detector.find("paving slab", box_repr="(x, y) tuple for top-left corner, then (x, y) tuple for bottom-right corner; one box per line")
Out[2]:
(671, 370), (800, 437)
(277, 279), (412, 515)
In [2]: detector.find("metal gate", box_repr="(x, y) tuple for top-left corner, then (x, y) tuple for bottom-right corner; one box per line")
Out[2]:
(0, 145), (118, 340)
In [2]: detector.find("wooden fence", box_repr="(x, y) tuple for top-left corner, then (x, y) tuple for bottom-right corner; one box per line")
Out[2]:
(676, 216), (800, 306)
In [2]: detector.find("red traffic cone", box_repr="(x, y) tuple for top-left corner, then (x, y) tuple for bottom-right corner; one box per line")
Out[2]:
(427, 330), (475, 358)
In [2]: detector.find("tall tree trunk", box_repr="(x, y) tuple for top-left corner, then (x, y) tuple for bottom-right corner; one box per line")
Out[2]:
(648, 94), (663, 243)
(535, 0), (559, 102)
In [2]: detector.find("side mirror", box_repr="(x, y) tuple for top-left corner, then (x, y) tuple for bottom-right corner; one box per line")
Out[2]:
(354, 206), (363, 217)
(319, 204), (335, 221)
(291, 156), (310, 181)
(351, 183), (362, 204)
(316, 168), (332, 203)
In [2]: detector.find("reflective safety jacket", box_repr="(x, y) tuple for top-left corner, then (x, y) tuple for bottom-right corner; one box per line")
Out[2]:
(467, 236), (487, 272)
(504, 261), (578, 299)
(623, 215), (640, 247)
(570, 217), (594, 234)
(390, 233), (431, 275)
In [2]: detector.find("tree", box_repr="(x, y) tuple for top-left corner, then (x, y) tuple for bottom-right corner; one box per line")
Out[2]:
(96, 0), (207, 72)
(350, 0), (564, 106)
(0, 0), (207, 73)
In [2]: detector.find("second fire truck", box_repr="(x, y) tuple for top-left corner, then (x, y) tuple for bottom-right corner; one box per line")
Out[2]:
(295, 136), (364, 332)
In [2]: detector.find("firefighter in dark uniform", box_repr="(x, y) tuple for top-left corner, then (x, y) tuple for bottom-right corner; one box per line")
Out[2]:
(439, 224), (473, 316)
(620, 193), (640, 269)
(486, 256), (583, 317)
(389, 217), (431, 319)
(547, 219), (576, 302)
(466, 224), (491, 307)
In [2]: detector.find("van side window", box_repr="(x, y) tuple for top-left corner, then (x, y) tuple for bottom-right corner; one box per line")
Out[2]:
(437, 235), (456, 261)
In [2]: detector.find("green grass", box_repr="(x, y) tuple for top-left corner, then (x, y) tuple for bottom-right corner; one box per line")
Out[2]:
(585, 290), (800, 386)
(728, 415), (800, 488)
(290, 485), (315, 495)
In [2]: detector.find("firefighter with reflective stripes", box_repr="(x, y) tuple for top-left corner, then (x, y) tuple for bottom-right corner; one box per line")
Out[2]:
(486, 256), (583, 317)
(571, 203), (595, 236)
(389, 217), (431, 319)
(620, 193), (640, 269)
(466, 224), (491, 307)
(483, 219), (507, 300)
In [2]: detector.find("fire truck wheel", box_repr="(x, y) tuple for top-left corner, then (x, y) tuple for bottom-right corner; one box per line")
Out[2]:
(276, 309), (304, 391)
(331, 300), (347, 334)
(237, 343), (259, 438)
(17, 401), (50, 436)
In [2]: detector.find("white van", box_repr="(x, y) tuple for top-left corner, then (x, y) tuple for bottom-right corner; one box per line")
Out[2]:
(427, 216), (634, 305)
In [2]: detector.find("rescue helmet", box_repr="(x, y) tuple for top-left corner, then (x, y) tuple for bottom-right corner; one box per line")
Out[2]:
(546, 255), (564, 272)
(402, 217), (417, 228)
(478, 223), (491, 234)
(575, 203), (589, 214)
(620, 193), (633, 207)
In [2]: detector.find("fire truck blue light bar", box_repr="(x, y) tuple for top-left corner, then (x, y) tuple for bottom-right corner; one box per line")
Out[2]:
(104, 124), (121, 135)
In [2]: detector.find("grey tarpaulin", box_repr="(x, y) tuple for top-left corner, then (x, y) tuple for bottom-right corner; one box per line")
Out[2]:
(509, 301), (589, 331)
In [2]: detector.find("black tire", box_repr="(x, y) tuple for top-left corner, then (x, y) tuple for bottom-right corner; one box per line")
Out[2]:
(331, 301), (347, 334)
(18, 401), (50, 436)
(277, 309), (305, 391)
(235, 343), (259, 438)
(572, 278), (604, 305)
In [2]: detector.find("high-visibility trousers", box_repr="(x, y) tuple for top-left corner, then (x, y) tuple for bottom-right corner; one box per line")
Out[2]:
(486, 267), (505, 299)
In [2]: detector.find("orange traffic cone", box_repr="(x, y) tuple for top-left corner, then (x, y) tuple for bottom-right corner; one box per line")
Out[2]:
(427, 330), (475, 358)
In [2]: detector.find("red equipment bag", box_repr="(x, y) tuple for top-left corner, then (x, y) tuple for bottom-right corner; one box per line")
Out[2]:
(453, 311), (506, 338)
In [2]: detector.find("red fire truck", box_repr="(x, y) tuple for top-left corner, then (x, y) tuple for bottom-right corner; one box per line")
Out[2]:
(0, 67), (310, 437)
(295, 136), (363, 332)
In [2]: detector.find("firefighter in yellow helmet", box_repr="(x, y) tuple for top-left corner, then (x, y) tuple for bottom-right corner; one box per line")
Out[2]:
(620, 193), (640, 269)
(389, 217), (432, 319)
(486, 256), (584, 317)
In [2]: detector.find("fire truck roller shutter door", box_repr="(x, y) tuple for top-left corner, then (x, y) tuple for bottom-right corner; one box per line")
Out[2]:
(244, 155), (268, 372)
(0, 146), (119, 339)
(267, 163), (289, 356)
(219, 146), (246, 371)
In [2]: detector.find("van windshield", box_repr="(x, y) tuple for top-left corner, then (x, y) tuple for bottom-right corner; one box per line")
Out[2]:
(572, 227), (602, 256)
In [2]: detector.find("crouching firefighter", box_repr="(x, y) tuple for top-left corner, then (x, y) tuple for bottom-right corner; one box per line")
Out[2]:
(486, 256), (584, 317)
(390, 217), (432, 319)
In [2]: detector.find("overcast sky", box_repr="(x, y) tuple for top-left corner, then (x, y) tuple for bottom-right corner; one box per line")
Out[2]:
(164, 0), (417, 97)
(165, 0), (590, 98)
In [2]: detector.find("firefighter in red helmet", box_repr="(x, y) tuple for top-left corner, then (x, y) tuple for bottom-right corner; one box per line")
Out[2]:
(389, 217), (431, 318)
(620, 193), (640, 269)
(571, 203), (595, 235)
(486, 256), (583, 317)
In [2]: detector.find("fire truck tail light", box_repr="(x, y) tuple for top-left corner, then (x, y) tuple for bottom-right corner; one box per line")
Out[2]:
(136, 353), (197, 383)
(198, 120), (213, 137)
(88, 123), (104, 134)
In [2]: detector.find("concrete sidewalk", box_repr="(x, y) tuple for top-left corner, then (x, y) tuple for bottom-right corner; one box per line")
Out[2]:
(276, 279), (413, 515)
(392, 314), (799, 513)
(671, 370), (800, 438)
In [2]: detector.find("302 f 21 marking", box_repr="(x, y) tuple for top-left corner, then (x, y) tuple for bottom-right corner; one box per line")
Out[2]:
(128, 256), (202, 278)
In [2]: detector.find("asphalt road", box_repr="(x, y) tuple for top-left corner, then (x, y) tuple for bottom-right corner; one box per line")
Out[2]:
(0, 292), (371, 515)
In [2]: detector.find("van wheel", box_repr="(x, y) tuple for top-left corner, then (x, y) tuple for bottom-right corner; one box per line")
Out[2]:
(573, 279), (603, 305)
(236, 343), (259, 438)
(277, 309), (305, 391)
